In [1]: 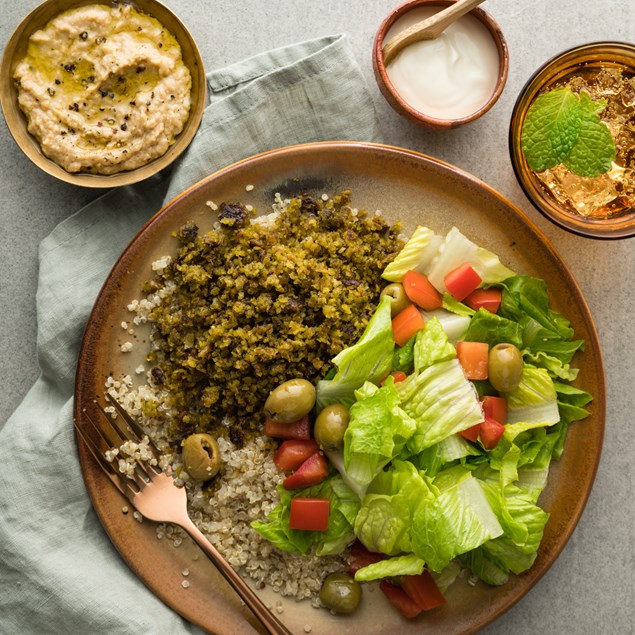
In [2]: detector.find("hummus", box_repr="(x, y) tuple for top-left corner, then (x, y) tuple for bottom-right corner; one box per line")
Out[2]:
(13, 3), (192, 175)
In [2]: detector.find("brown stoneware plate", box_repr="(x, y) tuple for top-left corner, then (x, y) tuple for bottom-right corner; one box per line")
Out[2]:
(74, 141), (605, 635)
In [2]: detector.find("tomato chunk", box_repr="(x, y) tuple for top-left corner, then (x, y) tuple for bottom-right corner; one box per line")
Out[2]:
(444, 263), (482, 301)
(283, 451), (329, 490)
(264, 415), (311, 440)
(459, 422), (481, 442)
(402, 570), (446, 611)
(379, 581), (422, 619)
(274, 439), (319, 472)
(465, 288), (502, 313)
(403, 270), (442, 311)
(392, 305), (425, 347)
(381, 370), (408, 386)
(456, 341), (489, 380)
(479, 416), (505, 449)
(482, 395), (508, 424)
(347, 540), (386, 576)
(289, 498), (330, 531)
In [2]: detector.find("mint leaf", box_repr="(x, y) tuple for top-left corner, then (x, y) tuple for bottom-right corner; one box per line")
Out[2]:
(521, 87), (581, 172)
(563, 105), (615, 177)
(521, 87), (616, 178)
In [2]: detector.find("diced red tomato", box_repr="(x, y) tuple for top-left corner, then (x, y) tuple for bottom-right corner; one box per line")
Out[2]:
(347, 540), (386, 576)
(283, 451), (329, 490)
(403, 270), (442, 311)
(456, 341), (489, 380)
(479, 416), (506, 449)
(465, 288), (502, 313)
(289, 498), (330, 531)
(381, 370), (408, 386)
(392, 305), (425, 347)
(459, 422), (481, 442)
(482, 395), (508, 424)
(444, 263), (483, 301)
(264, 414), (311, 440)
(401, 570), (446, 611)
(274, 439), (319, 472)
(379, 581), (422, 619)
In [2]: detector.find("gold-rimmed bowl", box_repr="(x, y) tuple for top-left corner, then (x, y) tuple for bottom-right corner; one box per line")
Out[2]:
(0, 0), (206, 188)
(509, 42), (635, 240)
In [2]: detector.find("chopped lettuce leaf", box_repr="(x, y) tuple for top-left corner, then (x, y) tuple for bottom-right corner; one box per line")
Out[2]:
(415, 434), (483, 477)
(354, 460), (433, 555)
(479, 481), (549, 574)
(422, 307), (472, 342)
(462, 308), (524, 349)
(414, 317), (456, 371)
(251, 476), (359, 555)
(343, 383), (416, 495)
(392, 335), (417, 374)
(442, 293), (476, 318)
(460, 548), (509, 586)
(354, 553), (425, 582)
(316, 296), (394, 409)
(427, 227), (515, 293)
(396, 359), (483, 453)
(382, 226), (442, 282)
(524, 350), (580, 381)
(411, 472), (503, 571)
(507, 367), (560, 425)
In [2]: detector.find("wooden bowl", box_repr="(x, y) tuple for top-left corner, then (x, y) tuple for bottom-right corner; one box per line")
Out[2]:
(372, 0), (509, 129)
(0, 0), (206, 188)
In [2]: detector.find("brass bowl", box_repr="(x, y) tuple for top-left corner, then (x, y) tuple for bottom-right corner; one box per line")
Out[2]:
(0, 0), (206, 188)
(372, 0), (509, 129)
(509, 42), (635, 240)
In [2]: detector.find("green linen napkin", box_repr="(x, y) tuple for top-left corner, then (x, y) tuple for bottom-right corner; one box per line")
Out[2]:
(0, 35), (379, 634)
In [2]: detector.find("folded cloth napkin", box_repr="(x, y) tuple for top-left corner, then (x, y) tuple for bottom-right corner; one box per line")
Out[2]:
(0, 35), (380, 634)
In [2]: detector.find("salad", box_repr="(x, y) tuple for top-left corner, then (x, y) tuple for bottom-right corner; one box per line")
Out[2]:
(251, 224), (592, 618)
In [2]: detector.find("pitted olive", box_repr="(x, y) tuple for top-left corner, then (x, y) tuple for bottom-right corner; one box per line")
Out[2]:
(181, 433), (221, 481)
(319, 572), (362, 614)
(314, 404), (350, 451)
(488, 343), (524, 393)
(380, 282), (411, 317)
(264, 378), (316, 423)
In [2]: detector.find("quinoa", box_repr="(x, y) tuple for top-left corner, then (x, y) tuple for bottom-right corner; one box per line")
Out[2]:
(133, 190), (403, 443)
(108, 191), (404, 605)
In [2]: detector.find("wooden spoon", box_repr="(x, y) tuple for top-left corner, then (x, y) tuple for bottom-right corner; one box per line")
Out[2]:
(382, 0), (486, 65)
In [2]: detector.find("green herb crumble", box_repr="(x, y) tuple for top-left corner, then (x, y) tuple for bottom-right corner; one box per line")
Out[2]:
(142, 191), (404, 445)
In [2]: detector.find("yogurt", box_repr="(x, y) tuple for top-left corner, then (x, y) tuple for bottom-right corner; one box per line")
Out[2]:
(385, 6), (500, 120)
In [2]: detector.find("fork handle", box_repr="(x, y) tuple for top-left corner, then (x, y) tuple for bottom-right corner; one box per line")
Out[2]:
(177, 516), (293, 635)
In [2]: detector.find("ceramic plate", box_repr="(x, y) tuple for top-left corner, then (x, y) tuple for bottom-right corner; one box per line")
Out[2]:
(74, 141), (605, 635)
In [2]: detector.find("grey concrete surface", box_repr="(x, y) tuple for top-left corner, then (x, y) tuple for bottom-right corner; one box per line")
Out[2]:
(1, 1), (633, 633)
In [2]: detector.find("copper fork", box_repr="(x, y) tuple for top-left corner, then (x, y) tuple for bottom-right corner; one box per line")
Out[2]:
(75, 396), (292, 635)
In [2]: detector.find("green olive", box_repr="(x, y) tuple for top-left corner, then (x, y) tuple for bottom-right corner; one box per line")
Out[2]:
(380, 283), (411, 317)
(488, 343), (524, 393)
(319, 573), (362, 614)
(264, 378), (316, 423)
(181, 433), (221, 482)
(314, 404), (350, 451)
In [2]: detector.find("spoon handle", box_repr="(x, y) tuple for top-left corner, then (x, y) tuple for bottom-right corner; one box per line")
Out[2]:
(382, 0), (486, 65)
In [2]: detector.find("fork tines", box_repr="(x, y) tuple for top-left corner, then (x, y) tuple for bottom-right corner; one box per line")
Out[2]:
(75, 395), (161, 495)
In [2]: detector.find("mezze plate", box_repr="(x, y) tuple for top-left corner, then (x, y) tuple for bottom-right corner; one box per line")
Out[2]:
(74, 141), (605, 635)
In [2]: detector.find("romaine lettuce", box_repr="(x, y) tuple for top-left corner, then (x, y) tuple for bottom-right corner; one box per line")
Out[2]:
(396, 359), (484, 453)
(382, 226), (442, 282)
(343, 382), (416, 495)
(316, 296), (394, 409)
(251, 475), (360, 556)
